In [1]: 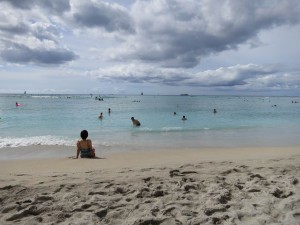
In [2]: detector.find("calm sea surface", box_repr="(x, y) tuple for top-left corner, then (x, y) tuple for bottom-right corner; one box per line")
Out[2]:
(0, 94), (300, 154)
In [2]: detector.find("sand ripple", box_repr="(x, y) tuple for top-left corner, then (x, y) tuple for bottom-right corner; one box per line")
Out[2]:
(0, 156), (299, 225)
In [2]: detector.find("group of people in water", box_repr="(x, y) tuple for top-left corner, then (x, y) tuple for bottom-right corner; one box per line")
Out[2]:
(98, 108), (111, 120)
(98, 108), (218, 128)
(175, 108), (217, 121)
(98, 108), (141, 126)
(98, 108), (218, 125)
(76, 108), (218, 159)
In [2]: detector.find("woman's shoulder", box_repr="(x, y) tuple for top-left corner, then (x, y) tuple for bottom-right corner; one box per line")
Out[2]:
(77, 139), (91, 143)
(85, 139), (92, 144)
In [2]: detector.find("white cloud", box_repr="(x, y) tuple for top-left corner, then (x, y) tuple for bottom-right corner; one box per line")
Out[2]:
(87, 63), (300, 93)
(0, 0), (299, 95)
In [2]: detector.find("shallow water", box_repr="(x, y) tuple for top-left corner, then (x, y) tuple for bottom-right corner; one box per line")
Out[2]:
(0, 94), (300, 154)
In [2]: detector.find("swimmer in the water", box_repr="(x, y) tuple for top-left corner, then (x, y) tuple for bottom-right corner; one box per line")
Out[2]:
(131, 117), (141, 126)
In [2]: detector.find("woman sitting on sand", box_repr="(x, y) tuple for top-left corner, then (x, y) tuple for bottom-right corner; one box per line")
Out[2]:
(76, 130), (95, 158)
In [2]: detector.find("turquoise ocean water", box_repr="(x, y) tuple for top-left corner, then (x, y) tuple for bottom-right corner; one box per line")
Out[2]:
(0, 94), (300, 155)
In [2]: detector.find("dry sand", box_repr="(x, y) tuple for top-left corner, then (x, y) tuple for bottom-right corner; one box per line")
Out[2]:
(0, 147), (299, 225)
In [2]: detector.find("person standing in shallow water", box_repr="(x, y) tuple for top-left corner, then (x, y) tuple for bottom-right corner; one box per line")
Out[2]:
(98, 112), (103, 119)
(76, 130), (95, 158)
(131, 117), (141, 126)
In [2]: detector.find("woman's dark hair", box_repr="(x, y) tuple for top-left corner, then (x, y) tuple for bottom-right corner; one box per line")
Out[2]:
(80, 130), (88, 140)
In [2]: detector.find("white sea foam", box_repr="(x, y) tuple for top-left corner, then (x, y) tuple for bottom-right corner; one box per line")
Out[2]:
(162, 127), (182, 132)
(31, 95), (59, 98)
(0, 136), (75, 148)
(137, 127), (183, 132)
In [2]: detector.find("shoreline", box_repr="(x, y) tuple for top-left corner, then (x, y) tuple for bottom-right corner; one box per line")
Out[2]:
(1, 144), (300, 161)
(1, 146), (299, 224)
(2, 124), (300, 156)
(0, 146), (299, 174)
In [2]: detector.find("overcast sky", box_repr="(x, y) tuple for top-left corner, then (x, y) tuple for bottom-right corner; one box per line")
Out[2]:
(0, 0), (300, 96)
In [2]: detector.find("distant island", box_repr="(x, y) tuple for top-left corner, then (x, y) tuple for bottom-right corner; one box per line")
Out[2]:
(180, 94), (189, 96)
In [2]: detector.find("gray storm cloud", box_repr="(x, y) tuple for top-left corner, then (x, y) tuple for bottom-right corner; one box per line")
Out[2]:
(109, 0), (300, 68)
(0, 0), (299, 94)
(70, 1), (135, 33)
(1, 42), (77, 65)
(0, 0), (71, 14)
(0, 0), (75, 65)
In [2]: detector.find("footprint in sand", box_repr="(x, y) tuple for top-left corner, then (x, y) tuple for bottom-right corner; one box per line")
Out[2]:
(5, 205), (41, 221)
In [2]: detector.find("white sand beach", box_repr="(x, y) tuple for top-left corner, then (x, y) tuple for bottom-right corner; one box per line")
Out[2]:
(0, 147), (299, 225)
